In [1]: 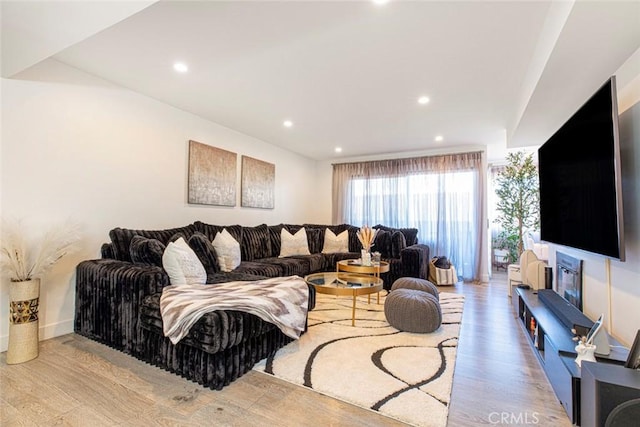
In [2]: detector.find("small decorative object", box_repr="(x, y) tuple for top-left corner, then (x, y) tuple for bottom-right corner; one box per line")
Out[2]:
(1, 219), (80, 364)
(574, 342), (597, 367)
(357, 226), (377, 266)
(572, 329), (597, 367)
(361, 250), (372, 266)
(188, 140), (237, 206)
(372, 251), (381, 266)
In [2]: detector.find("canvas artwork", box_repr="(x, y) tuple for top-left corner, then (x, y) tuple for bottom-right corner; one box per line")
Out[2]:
(241, 155), (275, 209)
(188, 140), (237, 206)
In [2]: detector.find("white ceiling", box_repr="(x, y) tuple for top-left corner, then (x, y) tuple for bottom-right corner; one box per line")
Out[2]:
(2, 1), (639, 161)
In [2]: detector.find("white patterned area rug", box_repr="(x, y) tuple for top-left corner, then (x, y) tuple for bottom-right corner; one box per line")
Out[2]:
(253, 292), (464, 426)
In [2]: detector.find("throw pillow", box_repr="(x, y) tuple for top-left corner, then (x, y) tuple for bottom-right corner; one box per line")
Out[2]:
(212, 228), (242, 272)
(162, 237), (206, 286)
(241, 224), (272, 260)
(390, 231), (407, 259)
(305, 228), (323, 254)
(129, 235), (166, 267)
(187, 232), (221, 276)
(280, 228), (311, 257)
(321, 228), (349, 253)
(373, 230), (392, 259)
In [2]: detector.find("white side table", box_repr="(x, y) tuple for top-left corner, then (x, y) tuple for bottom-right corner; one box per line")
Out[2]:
(507, 263), (522, 297)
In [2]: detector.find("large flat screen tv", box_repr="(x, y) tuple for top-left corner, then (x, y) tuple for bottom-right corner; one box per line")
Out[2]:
(538, 77), (625, 260)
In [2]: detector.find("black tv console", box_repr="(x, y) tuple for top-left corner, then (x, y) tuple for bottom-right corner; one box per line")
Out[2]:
(513, 288), (628, 425)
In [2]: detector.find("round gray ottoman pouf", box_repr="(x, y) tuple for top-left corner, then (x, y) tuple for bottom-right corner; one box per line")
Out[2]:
(391, 277), (439, 301)
(384, 289), (442, 333)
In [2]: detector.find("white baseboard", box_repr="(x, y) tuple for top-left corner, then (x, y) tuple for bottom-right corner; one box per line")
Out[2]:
(0, 319), (74, 353)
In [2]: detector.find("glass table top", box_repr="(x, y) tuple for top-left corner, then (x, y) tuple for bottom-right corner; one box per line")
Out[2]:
(305, 272), (382, 289)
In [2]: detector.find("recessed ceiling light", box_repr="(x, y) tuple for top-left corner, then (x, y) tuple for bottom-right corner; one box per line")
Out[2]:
(418, 96), (430, 105)
(173, 62), (188, 73)
(283, 120), (293, 128)
(373, 0), (390, 5)
(435, 135), (444, 142)
(335, 147), (343, 153)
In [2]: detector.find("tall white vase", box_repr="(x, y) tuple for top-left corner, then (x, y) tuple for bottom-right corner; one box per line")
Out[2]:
(361, 249), (372, 266)
(7, 279), (40, 364)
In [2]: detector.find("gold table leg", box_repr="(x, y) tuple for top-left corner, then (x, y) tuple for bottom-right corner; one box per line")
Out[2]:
(352, 294), (356, 326)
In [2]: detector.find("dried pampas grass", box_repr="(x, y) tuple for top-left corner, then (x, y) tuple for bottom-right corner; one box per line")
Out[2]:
(357, 225), (378, 251)
(1, 219), (80, 282)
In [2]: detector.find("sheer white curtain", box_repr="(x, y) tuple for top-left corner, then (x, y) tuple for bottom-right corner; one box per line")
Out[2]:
(333, 152), (485, 281)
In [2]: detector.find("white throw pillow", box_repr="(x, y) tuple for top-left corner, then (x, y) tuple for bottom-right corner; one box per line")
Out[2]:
(322, 229), (349, 253)
(280, 228), (311, 257)
(212, 229), (241, 272)
(162, 237), (207, 286)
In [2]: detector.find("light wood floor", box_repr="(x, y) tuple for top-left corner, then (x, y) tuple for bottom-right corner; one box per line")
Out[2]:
(1, 272), (572, 426)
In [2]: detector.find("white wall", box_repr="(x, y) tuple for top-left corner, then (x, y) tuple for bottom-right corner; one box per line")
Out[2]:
(0, 59), (321, 351)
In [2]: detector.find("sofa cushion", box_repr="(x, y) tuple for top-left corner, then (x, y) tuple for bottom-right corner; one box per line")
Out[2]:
(390, 231), (407, 259)
(279, 228), (311, 257)
(241, 224), (272, 261)
(374, 225), (419, 246)
(322, 229), (349, 254)
(129, 235), (165, 267)
(304, 227), (323, 254)
(268, 224), (285, 256)
(254, 257), (310, 276)
(101, 242), (116, 259)
(290, 254), (327, 273)
(212, 229), (242, 272)
(233, 261), (283, 278)
(372, 230), (392, 259)
(162, 237), (207, 285)
(347, 225), (361, 253)
(109, 224), (197, 262)
(187, 232), (221, 278)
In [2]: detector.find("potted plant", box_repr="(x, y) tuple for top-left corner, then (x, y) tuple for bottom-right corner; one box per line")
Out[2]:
(1, 219), (80, 364)
(494, 151), (540, 263)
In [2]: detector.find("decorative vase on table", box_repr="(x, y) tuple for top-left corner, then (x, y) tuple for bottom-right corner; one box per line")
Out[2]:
(361, 249), (372, 266)
(357, 226), (377, 267)
(574, 342), (597, 367)
(7, 279), (40, 364)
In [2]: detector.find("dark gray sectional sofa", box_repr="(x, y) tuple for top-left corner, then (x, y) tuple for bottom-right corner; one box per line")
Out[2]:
(74, 221), (430, 390)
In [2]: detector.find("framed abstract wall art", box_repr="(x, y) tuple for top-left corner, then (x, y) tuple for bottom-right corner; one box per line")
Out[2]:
(241, 155), (275, 209)
(188, 140), (237, 206)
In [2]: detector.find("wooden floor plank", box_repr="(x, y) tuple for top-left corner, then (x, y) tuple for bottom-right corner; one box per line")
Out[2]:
(1, 271), (572, 426)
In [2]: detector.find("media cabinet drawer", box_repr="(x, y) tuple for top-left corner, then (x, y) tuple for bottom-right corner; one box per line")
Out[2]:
(543, 336), (576, 423)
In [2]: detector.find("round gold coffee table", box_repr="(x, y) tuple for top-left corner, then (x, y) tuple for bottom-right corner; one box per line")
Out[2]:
(305, 272), (383, 326)
(336, 259), (390, 277)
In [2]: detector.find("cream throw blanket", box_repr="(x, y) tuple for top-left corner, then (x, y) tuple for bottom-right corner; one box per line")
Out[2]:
(160, 276), (309, 343)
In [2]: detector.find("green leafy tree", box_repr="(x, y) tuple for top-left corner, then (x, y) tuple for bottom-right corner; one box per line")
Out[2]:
(494, 152), (540, 262)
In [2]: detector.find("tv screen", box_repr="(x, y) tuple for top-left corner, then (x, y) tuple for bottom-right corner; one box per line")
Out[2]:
(538, 77), (625, 260)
